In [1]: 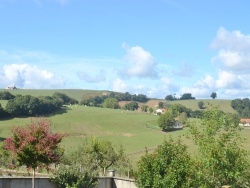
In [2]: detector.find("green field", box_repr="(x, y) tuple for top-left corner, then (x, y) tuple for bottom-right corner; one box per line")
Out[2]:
(0, 89), (245, 164)
(0, 89), (107, 102)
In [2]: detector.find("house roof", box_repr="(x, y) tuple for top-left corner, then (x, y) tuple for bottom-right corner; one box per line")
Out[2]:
(240, 119), (250, 123)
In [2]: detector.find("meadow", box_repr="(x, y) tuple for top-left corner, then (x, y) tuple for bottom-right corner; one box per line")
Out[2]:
(0, 89), (248, 164)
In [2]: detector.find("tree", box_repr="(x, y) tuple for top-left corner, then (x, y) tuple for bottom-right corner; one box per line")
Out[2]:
(136, 137), (197, 188)
(210, 92), (217, 99)
(198, 101), (205, 109)
(180, 93), (195, 100)
(141, 105), (149, 112)
(124, 102), (139, 111)
(102, 98), (119, 109)
(158, 111), (176, 131)
(189, 107), (250, 187)
(158, 101), (164, 108)
(165, 94), (176, 101)
(149, 107), (153, 114)
(4, 118), (64, 188)
(0, 91), (15, 100)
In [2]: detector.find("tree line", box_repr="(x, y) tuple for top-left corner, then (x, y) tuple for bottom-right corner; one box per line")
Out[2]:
(0, 91), (78, 118)
(231, 98), (250, 118)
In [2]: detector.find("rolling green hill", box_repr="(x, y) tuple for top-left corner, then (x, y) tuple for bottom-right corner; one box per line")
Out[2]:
(0, 89), (242, 164)
(0, 89), (109, 102)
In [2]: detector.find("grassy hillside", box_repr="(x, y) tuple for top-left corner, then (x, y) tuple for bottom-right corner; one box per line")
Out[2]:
(0, 89), (109, 102)
(0, 89), (241, 164)
(167, 99), (236, 114)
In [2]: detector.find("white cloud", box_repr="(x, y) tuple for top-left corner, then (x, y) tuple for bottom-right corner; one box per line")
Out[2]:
(0, 64), (65, 89)
(112, 78), (129, 93)
(210, 27), (250, 98)
(121, 45), (158, 78)
(211, 27), (250, 73)
(216, 70), (242, 89)
(179, 75), (215, 98)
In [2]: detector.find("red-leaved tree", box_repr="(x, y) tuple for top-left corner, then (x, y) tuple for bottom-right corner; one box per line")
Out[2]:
(4, 118), (64, 188)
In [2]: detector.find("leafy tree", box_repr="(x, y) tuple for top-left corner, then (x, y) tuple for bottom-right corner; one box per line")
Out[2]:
(210, 92), (217, 99)
(131, 94), (148, 103)
(180, 93), (195, 100)
(102, 98), (119, 109)
(141, 105), (149, 112)
(231, 98), (250, 118)
(149, 107), (153, 114)
(158, 111), (176, 131)
(4, 118), (64, 188)
(136, 137), (196, 188)
(0, 91), (15, 100)
(198, 101), (205, 109)
(189, 107), (250, 187)
(169, 104), (192, 117)
(158, 101), (164, 108)
(124, 102), (139, 111)
(165, 94), (176, 101)
(52, 92), (78, 105)
(176, 112), (187, 125)
(137, 107), (250, 187)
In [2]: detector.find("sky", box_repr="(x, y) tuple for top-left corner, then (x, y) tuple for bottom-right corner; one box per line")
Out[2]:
(0, 0), (250, 99)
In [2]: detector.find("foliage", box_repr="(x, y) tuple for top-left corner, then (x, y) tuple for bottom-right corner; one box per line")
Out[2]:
(4, 118), (64, 188)
(51, 159), (98, 188)
(138, 107), (250, 187)
(0, 103), (9, 119)
(136, 137), (197, 188)
(102, 98), (119, 109)
(131, 94), (148, 103)
(124, 102), (139, 111)
(149, 107), (153, 114)
(198, 101), (205, 109)
(158, 111), (176, 131)
(4, 118), (64, 169)
(231, 98), (250, 118)
(68, 138), (130, 175)
(0, 91), (15, 100)
(141, 104), (149, 112)
(191, 110), (203, 118)
(180, 93), (195, 100)
(158, 101), (164, 108)
(176, 112), (187, 125)
(165, 94), (176, 101)
(188, 107), (250, 187)
(210, 92), (217, 99)
(169, 104), (192, 117)
(52, 92), (79, 105)
(5, 95), (63, 117)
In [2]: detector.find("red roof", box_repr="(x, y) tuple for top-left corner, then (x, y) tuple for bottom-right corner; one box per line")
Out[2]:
(240, 119), (250, 123)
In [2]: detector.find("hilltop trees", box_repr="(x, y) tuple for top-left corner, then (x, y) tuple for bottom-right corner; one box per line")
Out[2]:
(231, 98), (250, 118)
(4, 118), (64, 188)
(210, 92), (217, 99)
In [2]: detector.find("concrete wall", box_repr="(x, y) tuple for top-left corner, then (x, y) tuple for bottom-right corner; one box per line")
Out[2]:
(0, 176), (137, 188)
(0, 177), (58, 188)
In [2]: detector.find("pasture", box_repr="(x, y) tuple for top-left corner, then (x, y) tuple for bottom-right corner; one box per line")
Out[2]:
(0, 89), (246, 164)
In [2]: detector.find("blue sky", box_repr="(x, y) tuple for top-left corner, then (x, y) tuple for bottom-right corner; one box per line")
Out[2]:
(0, 0), (250, 99)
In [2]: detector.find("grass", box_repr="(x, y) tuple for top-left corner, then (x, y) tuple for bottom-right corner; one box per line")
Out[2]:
(0, 89), (244, 165)
(0, 89), (107, 102)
